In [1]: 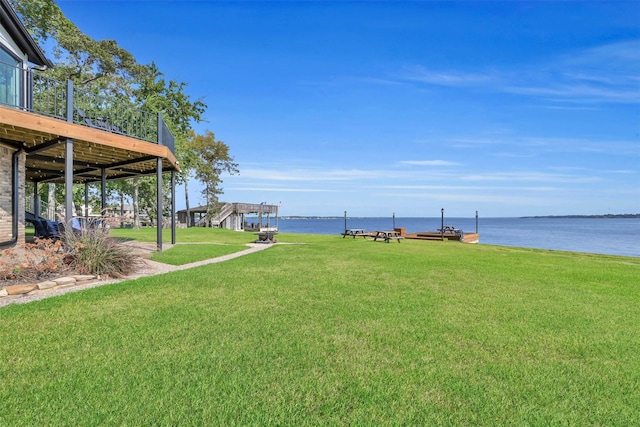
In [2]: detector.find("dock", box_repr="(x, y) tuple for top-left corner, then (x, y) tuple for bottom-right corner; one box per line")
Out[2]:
(404, 232), (479, 243)
(341, 210), (480, 244)
(404, 226), (479, 243)
(342, 226), (479, 244)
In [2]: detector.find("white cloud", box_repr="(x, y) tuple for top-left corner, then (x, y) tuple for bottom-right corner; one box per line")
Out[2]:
(505, 40), (640, 104)
(562, 40), (640, 74)
(394, 39), (640, 104)
(459, 172), (602, 183)
(370, 191), (553, 206)
(605, 170), (637, 175)
(379, 184), (561, 192)
(444, 135), (639, 156)
(503, 83), (640, 104)
(396, 65), (493, 87)
(236, 166), (462, 183)
(399, 160), (461, 166)
(229, 187), (336, 193)
(239, 168), (381, 182)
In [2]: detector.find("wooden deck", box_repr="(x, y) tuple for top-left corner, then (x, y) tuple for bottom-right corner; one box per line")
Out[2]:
(0, 105), (178, 183)
(340, 227), (479, 244)
(405, 231), (479, 243)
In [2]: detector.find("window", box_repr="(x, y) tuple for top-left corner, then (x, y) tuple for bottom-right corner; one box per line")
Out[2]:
(0, 46), (22, 108)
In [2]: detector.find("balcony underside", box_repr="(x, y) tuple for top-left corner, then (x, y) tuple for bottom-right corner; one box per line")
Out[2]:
(0, 105), (179, 184)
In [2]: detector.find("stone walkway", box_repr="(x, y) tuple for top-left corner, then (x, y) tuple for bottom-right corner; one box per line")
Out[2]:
(0, 242), (274, 308)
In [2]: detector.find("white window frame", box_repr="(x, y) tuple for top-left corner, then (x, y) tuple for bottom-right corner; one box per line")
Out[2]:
(0, 45), (23, 108)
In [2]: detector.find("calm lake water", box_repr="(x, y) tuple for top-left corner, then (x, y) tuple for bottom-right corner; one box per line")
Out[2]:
(266, 216), (640, 258)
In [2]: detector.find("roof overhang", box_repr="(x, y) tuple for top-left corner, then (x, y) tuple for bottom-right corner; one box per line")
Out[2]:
(0, 0), (54, 68)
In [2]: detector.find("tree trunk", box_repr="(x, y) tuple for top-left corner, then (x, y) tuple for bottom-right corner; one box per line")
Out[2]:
(120, 191), (125, 228)
(205, 184), (211, 228)
(185, 175), (191, 227)
(47, 183), (56, 221)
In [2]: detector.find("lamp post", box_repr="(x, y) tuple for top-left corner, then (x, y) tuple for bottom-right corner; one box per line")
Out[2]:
(476, 210), (479, 234)
(344, 211), (347, 234)
(441, 208), (444, 239)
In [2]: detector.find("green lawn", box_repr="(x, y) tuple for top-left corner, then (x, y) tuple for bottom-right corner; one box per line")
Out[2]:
(151, 243), (250, 265)
(1, 231), (638, 425)
(110, 226), (256, 244)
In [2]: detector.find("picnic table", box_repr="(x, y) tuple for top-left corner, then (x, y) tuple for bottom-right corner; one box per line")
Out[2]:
(372, 230), (404, 243)
(342, 228), (368, 238)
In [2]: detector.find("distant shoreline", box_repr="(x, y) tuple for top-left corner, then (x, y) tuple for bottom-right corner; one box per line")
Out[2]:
(521, 214), (639, 219)
(278, 214), (640, 220)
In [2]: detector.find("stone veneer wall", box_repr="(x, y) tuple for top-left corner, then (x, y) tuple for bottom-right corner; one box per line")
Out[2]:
(0, 143), (25, 245)
(17, 149), (25, 243)
(0, 144), (13, 242)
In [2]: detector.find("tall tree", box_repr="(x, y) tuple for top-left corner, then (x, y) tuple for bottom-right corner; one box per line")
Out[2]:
(180, 130), (204, 227)
(191, 131), (239, 223)
(135, 65), (206, 226)
(12, 0), (144, 220)
(47, 183), (55, 220)
(10, 0), (142, 91)
(12, 0), (233, 228)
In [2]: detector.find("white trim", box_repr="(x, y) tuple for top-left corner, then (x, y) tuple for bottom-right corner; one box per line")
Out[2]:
(0, 24), (28, 63)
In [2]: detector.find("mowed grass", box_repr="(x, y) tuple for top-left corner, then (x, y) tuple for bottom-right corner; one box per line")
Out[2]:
(1, 231), (638, 425)
(112, 228), (257, 265)
(151, 244), (250, 265)
(110, 226), (256, 244)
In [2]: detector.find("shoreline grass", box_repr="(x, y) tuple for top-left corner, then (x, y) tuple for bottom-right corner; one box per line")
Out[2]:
(1, 230), (638, 425)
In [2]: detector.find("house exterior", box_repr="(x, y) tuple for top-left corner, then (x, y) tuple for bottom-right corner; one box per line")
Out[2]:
(0, 0), (178, 250)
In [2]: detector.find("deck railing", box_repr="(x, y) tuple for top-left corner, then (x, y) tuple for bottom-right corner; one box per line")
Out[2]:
(0, 63), (174, 153)
(233, 203), (278, 214)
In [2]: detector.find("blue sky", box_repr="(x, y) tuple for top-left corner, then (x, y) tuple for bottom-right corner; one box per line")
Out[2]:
(57, 0), (639, 217)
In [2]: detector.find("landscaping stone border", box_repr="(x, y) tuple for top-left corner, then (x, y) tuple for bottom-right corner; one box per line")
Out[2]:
(1, 275), (98, 303)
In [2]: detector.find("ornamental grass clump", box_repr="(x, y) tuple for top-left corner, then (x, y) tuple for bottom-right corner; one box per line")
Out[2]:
(62, 222), (140, 277)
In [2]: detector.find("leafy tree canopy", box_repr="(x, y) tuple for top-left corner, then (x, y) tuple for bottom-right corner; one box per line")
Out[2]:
(10, 0), (140, 89)
(11, 0), (239, 225)
(191, 130), (239, 214)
